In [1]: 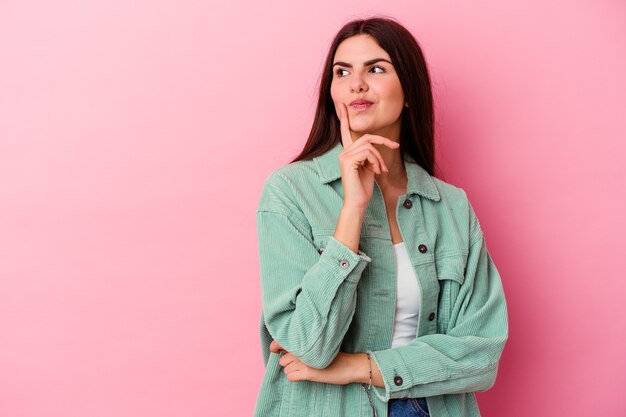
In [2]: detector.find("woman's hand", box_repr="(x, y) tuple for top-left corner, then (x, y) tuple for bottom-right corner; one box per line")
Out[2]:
(279, 350), (364, 385)
(269, 339), (287, 354)
(335, 102), (400, 210)
(270, 339), (383, 386)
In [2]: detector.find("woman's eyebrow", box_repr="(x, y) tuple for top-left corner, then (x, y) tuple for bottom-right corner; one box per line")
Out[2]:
(332, 58), (393, 68)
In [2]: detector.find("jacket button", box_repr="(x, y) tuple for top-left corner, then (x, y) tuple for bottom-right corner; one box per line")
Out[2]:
(394, 376), (403, 386)
(418, 244), (428, 253)
(428, 312), (436, 321)
(403, 199), (412, 209)
(317, 247), (325, 254)
(339, 259), (350, 269)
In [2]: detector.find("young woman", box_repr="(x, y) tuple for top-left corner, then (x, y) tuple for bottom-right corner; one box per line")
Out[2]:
(254, 16), (509, 417)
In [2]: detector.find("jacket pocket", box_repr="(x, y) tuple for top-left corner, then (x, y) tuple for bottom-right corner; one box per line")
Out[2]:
(435, 253), (467, 334)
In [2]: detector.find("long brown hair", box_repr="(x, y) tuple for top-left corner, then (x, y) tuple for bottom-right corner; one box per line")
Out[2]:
(290, 16), (437, 177)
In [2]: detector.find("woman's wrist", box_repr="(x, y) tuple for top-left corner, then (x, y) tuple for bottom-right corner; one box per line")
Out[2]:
(354, 352), (370, 384)
(353, 352), (384, 387)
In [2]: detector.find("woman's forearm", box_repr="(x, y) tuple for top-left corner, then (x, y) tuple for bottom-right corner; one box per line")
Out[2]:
(334, 206), (367, 254)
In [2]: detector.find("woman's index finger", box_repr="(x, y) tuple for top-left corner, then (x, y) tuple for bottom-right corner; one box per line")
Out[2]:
(337, 103), (353, 148)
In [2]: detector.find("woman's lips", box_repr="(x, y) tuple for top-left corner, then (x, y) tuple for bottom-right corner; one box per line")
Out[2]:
(350, 102), (373, 111)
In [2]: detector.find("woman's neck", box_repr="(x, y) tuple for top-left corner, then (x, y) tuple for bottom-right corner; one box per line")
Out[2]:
(374, 145), (407, 191)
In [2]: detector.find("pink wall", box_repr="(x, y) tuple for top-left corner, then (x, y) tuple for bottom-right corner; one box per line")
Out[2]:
(1, 1), (625, 416)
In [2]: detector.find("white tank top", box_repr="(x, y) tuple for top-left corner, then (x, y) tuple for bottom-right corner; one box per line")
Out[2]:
(391, 241), (421, 348)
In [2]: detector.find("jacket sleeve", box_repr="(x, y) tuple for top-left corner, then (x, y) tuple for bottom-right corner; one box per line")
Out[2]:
(256, 172), (372, 369)
(367, 202), (509, 401)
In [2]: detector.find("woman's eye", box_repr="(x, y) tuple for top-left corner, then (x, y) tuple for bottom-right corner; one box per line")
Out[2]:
(335, 65), (385, 77)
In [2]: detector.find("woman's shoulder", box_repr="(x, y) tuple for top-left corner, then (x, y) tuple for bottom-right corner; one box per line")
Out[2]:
(256, 159), (323, 214)
(260, 159), (321, 193)
(427, 175), (484, 245)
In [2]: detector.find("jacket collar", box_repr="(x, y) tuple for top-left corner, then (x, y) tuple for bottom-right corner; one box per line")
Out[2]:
(313, 142), (440, 201)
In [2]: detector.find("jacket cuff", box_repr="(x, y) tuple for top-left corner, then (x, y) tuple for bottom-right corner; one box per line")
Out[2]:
(319, 236), (371, 283)
(367, 349), (412, 402)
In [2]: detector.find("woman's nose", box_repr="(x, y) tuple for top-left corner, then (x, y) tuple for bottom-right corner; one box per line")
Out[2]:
(350, 73), (368, 93)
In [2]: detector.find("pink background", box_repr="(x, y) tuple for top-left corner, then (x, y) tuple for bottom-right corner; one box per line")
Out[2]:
(1, 1), (625, 416)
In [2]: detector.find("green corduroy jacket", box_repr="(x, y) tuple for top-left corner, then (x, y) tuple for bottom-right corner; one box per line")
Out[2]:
(254, 142), (509, 417)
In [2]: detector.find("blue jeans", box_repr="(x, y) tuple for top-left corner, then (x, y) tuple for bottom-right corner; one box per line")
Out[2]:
(388, 397), (430, 417)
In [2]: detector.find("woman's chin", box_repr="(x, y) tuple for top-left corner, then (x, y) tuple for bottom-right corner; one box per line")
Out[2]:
(352, 127), (385, 138)
(349, 123), (377, 134)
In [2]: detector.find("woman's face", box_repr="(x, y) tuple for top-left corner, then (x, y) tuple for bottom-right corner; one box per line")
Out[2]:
(330, 34), (405, 141)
